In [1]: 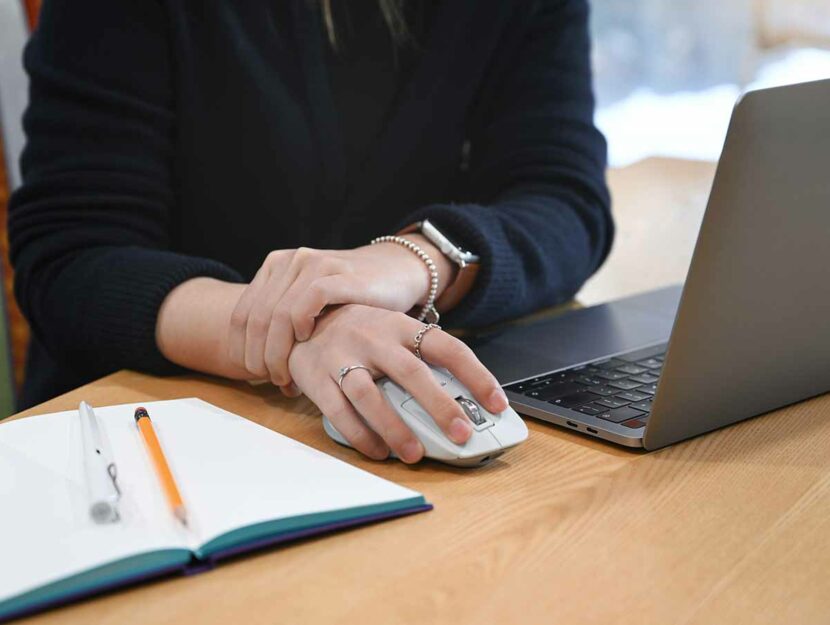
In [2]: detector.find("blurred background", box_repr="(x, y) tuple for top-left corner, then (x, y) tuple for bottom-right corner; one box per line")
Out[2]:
(1, 0), (829, 415)
(574, 0), (830, 308)
(590, 0), (830, 165)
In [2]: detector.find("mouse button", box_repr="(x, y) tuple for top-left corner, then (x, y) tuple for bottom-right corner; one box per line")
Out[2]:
(430, 368), (452, 390)
(459, 429), (501, 457)
(483, 428), (502, 449)
(377, 377), (410, 402)
(488, 411), (529, 447)
(400, 397), (444, 437)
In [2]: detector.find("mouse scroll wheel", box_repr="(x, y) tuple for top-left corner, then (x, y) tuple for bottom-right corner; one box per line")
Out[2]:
(455, 397), (487, 426)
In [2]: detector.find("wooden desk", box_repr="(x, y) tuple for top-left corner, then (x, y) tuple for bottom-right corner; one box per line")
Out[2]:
(9, 158), (830, 624)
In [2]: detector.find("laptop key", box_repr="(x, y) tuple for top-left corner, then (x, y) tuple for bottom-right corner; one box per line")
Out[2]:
(548, 372), (575, 383)
(616, 391), (649, 402)
(594, 370), (627, 381)
(528, 377), (554, 388)
(586, 385), (617, 397)
(630, 373), (659, 384)
(637, 358), (662, 369)
(595, 397), (630, 409)
(607, 379), (642, 391)
(616, 364), (648, 375)
(637, 383), (659, 396)
(536, 381), (584, 401)
(548, 391), (595, 409)
(630, 400), (653, 412)
(577, 405), (603, 416)
(584, 402), (613, 412)
(597, 406), (646, 423)
(574, 375), (602, 386)
(621, 418), (648, 428)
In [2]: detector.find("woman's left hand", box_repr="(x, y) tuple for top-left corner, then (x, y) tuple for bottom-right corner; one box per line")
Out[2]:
(227, 237), (456, 389)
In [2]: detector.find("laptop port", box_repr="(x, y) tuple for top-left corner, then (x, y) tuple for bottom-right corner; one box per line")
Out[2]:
(566, 421), (578, 428)
(586, 427), (599, 434)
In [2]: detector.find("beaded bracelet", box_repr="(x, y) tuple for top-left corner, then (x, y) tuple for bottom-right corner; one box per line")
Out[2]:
(370, 235), (440, 324)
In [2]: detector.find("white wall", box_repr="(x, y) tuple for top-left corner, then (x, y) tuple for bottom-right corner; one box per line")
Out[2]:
(0, 0), (30, 190)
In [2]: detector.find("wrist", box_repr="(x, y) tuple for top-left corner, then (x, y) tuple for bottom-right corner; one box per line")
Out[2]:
(156, 277), (252, 379)
(402, 233), (458, 302)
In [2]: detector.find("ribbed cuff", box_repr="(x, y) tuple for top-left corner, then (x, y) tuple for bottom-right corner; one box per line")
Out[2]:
(85, 248), (244, 375)
(397, 203), (525, 328)
(399, 198), (594, 329)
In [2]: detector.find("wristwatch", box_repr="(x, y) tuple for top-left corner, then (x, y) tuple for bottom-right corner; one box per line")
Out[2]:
(398, 219), (480, 312)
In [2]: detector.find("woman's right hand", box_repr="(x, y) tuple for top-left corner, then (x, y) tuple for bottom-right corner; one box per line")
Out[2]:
(287, 304), (509, 463)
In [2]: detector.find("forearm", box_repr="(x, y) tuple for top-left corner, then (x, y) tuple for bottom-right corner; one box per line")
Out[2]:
(402, 197), (608, 328)
(156, 277), (255, 380)
(394, 0), (611, 327)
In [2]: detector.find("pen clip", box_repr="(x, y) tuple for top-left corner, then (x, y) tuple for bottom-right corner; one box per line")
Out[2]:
(106, 462), (122, 498)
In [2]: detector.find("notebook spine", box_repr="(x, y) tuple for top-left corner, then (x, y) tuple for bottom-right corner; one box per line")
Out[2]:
(182, 557), (217, 576)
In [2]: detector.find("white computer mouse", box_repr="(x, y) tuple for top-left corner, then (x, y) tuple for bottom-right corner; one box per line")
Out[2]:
(322, 366), (528, 467)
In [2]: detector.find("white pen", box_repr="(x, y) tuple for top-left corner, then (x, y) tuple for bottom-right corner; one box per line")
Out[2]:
(79, 401), (121, 523)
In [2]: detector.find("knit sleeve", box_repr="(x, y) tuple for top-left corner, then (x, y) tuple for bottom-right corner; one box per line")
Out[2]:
(400, 0), (613, 328)
(8, 0), (243, 379)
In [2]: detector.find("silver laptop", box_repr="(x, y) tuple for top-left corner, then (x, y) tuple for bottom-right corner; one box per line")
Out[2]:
(467, 78), (830, 450)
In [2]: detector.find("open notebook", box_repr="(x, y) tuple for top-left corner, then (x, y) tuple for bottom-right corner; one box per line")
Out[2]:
(0, 398), (430, 621)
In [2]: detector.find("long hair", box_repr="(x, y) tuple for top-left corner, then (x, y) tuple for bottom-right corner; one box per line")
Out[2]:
(319, 0), (409, 49)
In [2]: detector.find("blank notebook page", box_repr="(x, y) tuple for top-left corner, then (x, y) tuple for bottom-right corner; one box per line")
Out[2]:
(0, 398), (423, 604)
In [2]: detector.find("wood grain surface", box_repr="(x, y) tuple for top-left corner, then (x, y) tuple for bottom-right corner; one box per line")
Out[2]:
(7, 157), (829, 624)
(9, 368), (830, 625)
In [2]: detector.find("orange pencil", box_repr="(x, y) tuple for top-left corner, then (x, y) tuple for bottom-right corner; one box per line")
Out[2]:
(134, 407), (188, 526)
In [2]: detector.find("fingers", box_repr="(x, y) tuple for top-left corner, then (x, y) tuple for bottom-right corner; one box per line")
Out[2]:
(232, 248), (345, 380)
(228, 263), (272, 368)
(287, 305), (504, 464)
(378, 346), (473, 445)
(288, 346), (389, 460)
(262, 303), (294, 386)
(291, 275), (370, 342)
(244, 270), (298, 378)
(264, 274), (346, 385)
(316, 381), (390, 460)
(417, 329), (509, 414)
(279, 382), (302, 398)
(229, 250), (296, 371)
(339, 367), (424, 463)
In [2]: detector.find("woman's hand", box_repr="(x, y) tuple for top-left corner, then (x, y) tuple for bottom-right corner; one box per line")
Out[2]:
(228, 236), (456, 389)
(287, 304), (509, 463)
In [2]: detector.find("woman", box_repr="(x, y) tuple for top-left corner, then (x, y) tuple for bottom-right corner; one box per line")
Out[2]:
(9, 0), (612, 462)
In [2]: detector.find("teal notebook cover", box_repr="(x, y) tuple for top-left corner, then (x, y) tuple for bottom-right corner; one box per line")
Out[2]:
(0, 497), (430, 622)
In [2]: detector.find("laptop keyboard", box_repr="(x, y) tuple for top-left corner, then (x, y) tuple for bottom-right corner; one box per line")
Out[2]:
(503, 344), (667, 429)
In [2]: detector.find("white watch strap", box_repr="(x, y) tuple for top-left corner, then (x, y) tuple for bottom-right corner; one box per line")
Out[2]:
(419, 220), (480, 267)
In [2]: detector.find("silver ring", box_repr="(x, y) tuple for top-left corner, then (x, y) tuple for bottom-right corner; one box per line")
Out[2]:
(413, 323), (441, 360)
(337, 365), (372, 391)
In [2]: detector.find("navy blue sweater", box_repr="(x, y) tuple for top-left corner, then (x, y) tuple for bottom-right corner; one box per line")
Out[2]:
(9, 0), (612, 408)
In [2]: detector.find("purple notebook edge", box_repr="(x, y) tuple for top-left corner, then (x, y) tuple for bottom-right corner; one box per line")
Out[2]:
(1, 503), (432, 623)
(202, 503), (434, 564)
